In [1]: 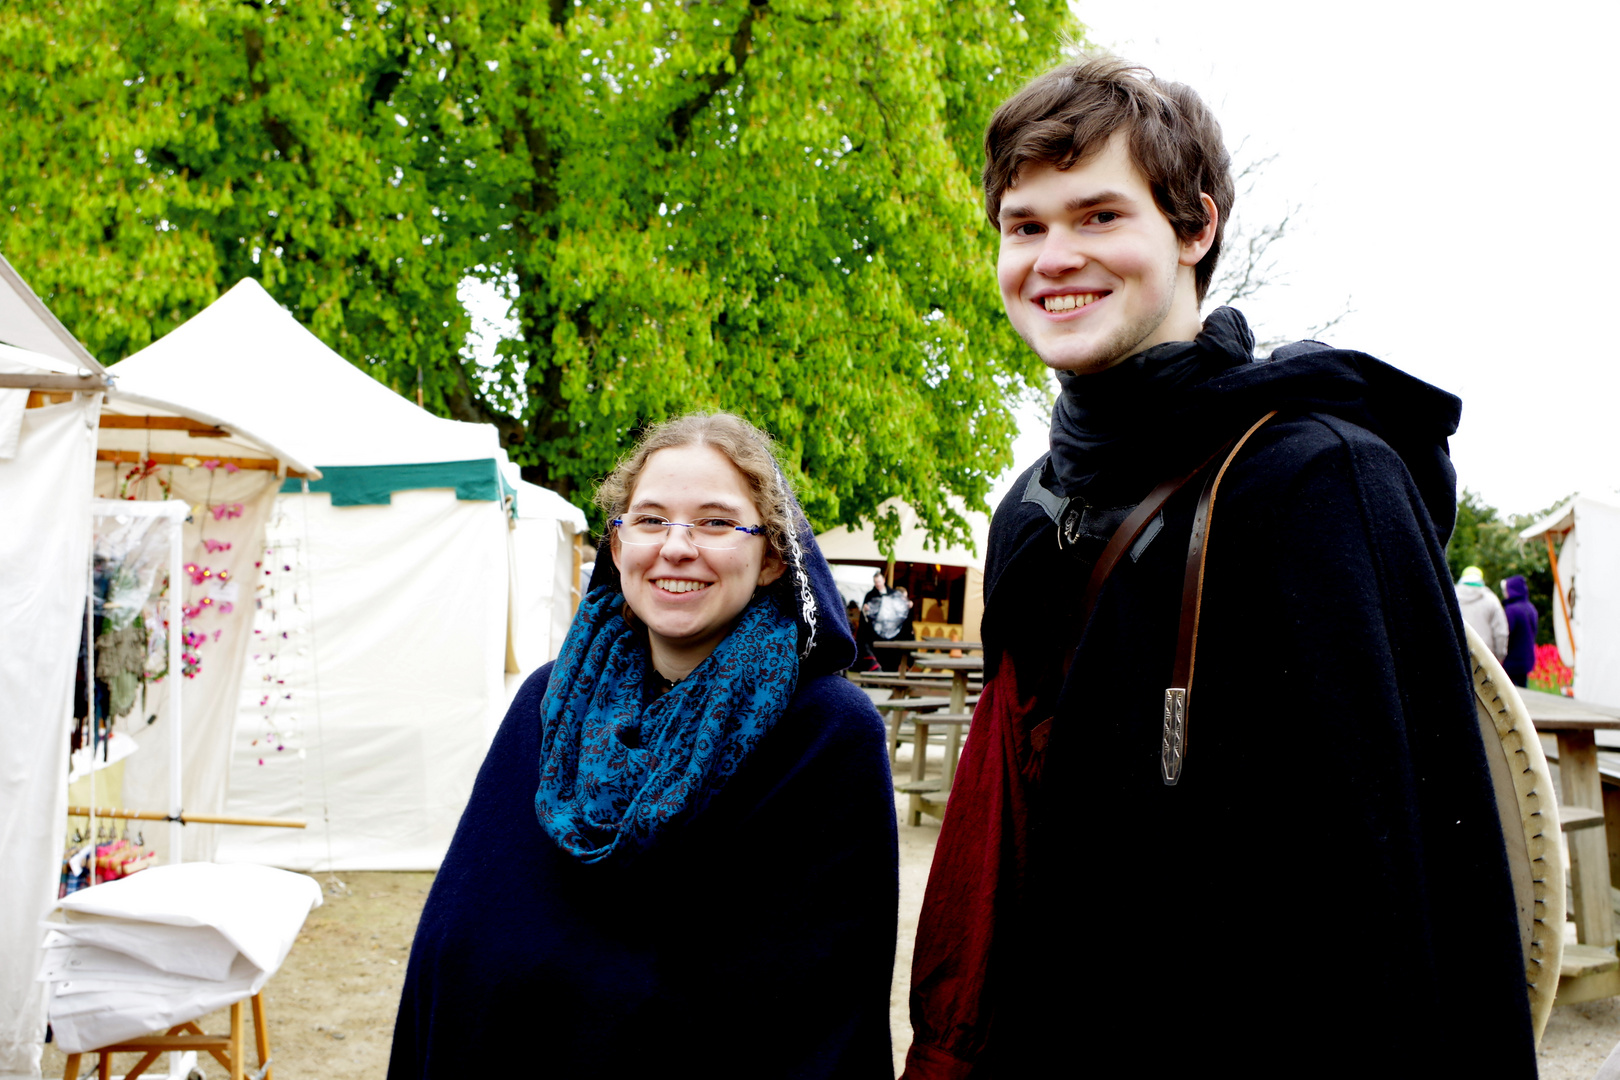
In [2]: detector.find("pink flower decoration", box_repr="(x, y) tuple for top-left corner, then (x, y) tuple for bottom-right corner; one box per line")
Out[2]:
(224, 462), (240, 474)
(217, 604), (234, 616)
(213, 626), (224, 638)
(201, 459), (221, 471)
(210, 502), (244, 521)
(204, 539), (232, 553)
(217, 569), (232, 584)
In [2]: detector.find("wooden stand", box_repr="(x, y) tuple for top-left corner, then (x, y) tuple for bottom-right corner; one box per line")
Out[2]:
(62, 992), (271, 1080)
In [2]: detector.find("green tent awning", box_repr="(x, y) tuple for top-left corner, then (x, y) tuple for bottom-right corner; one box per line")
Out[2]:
(280, 459), (508, 507)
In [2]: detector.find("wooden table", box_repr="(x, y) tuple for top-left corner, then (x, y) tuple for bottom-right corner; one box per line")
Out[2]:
(898, 655), (984, 824)
(872, 639), (983, 673)
(1520, 688), (1620, 1004)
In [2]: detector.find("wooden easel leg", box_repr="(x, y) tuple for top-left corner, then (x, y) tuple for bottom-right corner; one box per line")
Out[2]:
(230, 1000), (245, 1080)
(98, 1051), (111, 1080)
(63, 1053), (81, 1080)
(251, 991), (272, 1080)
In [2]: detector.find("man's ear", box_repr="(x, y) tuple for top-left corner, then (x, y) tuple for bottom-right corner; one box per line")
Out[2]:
(759, 552), (786, 587)
(1179, 193), (1219, 267)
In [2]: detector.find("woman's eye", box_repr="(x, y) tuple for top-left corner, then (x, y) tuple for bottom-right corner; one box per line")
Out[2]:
(698, 518), (738, 529)
(631, 516), (668, 527)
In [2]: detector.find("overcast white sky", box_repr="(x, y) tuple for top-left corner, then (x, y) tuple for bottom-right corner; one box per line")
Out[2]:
(988, 0), (1620, 519)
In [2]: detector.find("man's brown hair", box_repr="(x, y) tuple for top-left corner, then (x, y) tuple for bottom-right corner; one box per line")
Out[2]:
(983, 55), (1234, 302)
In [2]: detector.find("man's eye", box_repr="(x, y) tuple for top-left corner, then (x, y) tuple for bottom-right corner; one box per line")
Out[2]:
(1091, 211), (1119, 225)
(1010, 222), (1044, 237)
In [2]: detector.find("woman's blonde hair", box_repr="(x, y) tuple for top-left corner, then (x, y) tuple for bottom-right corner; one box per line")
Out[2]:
(594, 413), (800, 563)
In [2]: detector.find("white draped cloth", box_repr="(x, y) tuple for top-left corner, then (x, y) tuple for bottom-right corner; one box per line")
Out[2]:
(40, 863), (321, 1053)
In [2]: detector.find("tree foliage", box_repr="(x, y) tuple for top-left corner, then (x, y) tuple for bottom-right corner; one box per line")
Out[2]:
(0, 0), (1075, 548)
(1446, 489), (1568, 646)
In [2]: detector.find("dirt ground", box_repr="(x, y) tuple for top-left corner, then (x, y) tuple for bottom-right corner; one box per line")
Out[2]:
(39, 788), (1620, 1079)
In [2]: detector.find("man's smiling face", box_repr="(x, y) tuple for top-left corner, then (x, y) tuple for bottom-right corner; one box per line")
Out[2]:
(996, 133), (1215, 375)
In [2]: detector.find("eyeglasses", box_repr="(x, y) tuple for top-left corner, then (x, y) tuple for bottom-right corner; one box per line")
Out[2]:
(611, 515), (767, 550)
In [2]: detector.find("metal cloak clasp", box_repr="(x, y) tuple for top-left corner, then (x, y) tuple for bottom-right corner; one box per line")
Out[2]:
(1161, 688), (1186, 785)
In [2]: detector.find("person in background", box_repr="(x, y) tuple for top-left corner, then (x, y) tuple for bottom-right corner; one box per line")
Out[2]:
(390, 412), (897, 1079)
(1457, 565), (1509, 661)
(848, 600), (880, 672)
(1502, 574), (1539, 687)
(864, 570), (907, 671)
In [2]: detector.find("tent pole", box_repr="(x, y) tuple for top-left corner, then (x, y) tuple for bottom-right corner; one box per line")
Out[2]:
(84, 550), (97, 888)
(168, 512), (184, 865)
(1545, 532), (1577, 664)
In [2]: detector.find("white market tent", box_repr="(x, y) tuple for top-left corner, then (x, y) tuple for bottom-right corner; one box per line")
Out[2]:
(815, 498), (989, 641)
(0, 255), (301, 1080)
(104, 277), (586, 871)
(1521, 494), (1620, 709)
(0, 256), (107, 1080)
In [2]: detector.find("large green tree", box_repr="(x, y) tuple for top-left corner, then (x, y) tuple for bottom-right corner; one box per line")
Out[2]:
(0, 0), (1074, 546)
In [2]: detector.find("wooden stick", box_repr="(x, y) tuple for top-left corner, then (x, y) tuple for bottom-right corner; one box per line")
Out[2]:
(1546, 532), (1577, 662)
(67, 806), (306, 829)
(100, 415), (229, 436)
(0, 372), (105, 391)
(95, 449), (308, 478)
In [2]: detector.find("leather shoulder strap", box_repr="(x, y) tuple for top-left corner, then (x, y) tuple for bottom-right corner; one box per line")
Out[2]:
(1161, 410), (1278, 785)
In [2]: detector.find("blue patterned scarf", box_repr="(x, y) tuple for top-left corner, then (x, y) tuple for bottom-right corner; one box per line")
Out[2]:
(535, 587), (800, 864)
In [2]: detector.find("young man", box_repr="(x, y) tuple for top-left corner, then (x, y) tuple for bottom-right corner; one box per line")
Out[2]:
(903, 57), (1535, 1076)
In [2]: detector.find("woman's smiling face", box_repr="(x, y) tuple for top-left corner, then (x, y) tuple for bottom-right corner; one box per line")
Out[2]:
(611, 443), (784, 678)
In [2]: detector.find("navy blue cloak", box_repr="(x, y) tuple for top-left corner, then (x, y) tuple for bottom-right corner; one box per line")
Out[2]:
(391, 529), (898, 1078)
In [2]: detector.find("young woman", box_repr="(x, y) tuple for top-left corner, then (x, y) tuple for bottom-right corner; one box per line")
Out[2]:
(389, 413), (898, 1078)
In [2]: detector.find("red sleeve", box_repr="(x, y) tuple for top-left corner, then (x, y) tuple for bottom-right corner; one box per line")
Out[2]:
(902, 651), (1048, 1078)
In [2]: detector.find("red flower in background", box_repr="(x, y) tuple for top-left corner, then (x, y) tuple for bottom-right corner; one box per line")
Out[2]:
(1529, 644), (1574, 696)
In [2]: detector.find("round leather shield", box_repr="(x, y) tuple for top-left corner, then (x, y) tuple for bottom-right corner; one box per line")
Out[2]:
(1464, 622), (1564, 1043)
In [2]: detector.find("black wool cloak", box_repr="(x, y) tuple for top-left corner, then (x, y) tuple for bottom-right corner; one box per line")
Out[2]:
(905, 309), (1536, 1077)
(389, 525), (899, 1079)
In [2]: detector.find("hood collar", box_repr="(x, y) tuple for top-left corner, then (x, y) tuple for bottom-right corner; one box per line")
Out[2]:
(1044, 307), (1463, 539)
(1048, 306), (1254, 499)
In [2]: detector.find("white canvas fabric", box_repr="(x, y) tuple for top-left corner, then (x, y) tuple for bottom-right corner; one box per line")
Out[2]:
(814, 497), (989, 567)
(1571, 498), (1620, 708)
(1521, 494), (1620, 709)
(107, 278), (498, 468)
(41, 863), (321, 1053)
(214, 488), (509, 870)
(0, 395), (99, 1077)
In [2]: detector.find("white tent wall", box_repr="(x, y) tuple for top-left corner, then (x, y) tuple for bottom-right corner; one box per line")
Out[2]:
(215, 488), (507, 871)
(503, 470), (589, 715)
(0, 397), (98, 1078)
(1571, 498), (1620, 709)
(91, 463), (280, 864)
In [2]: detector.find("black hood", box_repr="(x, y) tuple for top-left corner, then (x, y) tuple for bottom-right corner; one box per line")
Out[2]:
(1047, 306), (1461, 537)
(586, 496), (857, 679)
(983, 307), (1461, 661)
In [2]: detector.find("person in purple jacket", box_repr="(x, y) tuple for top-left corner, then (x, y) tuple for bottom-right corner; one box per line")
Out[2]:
(1502, 574), (1540, 687)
